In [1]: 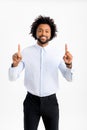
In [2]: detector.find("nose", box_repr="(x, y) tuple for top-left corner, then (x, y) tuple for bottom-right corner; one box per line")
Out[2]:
(42, 30), (46, 36)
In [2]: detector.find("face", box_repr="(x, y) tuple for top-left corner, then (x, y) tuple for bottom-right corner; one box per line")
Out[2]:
(36, 24), (51, 45)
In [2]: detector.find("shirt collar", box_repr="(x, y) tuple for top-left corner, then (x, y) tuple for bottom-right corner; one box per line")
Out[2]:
(35, 43), (51, 52)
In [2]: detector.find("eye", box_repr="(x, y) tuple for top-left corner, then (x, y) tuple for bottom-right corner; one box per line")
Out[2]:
(38, 30), (42, 32)
(46, 30), (50, 33)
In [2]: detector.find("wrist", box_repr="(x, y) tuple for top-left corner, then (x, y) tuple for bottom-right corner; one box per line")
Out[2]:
(65, 62), (72, 69)
(11, 63), (18, 67)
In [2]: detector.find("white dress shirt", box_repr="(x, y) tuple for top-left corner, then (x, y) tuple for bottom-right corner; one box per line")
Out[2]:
(9, 43), (73, 97)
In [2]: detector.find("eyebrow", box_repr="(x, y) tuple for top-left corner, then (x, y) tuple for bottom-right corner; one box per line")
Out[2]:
(38, 28), (50, 31)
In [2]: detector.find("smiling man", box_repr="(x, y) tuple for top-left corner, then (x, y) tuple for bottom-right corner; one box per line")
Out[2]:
(36, 24), (51, 45)
(9, 15), (73, 130)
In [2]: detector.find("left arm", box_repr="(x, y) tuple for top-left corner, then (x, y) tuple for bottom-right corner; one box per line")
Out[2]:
(59, 44), (73, 81)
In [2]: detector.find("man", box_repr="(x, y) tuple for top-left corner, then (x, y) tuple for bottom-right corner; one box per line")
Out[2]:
(9, 15), (73, 130)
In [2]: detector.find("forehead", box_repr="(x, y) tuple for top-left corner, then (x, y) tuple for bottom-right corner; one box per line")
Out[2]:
(37, 24), (51, 30)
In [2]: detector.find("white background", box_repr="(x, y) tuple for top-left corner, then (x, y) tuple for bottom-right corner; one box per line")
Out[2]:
(0, 0), (87, 130)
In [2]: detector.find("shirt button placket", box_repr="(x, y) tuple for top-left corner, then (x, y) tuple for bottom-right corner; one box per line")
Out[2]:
(40, 48), (44, 96)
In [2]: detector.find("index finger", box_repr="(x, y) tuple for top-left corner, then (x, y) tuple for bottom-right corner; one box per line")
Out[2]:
(18, 44), (21, 57)
(65, 44), (68, 53)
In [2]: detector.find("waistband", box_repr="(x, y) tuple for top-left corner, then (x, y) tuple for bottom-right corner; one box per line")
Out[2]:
(27, 92), (56, 100)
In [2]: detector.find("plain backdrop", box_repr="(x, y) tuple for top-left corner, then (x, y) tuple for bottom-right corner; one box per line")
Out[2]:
(0, 0), (87, 130)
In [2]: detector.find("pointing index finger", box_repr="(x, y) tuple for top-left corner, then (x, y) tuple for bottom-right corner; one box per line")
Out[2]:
(65, 44), (68, 53)
(18, 44), (21, 57)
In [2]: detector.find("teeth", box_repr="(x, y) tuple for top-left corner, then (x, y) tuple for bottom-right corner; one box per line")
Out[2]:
(41, 36), (46, 39)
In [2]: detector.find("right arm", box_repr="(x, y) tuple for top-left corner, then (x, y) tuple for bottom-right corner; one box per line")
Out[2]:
(8, 44), (24, 81)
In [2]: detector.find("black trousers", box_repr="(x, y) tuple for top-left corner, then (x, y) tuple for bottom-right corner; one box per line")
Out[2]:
(23, 92), (59, 130)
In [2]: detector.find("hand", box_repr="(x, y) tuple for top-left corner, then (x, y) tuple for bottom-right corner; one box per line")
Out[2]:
(12, 44), (22, 67)
(63, 44), (73, 68)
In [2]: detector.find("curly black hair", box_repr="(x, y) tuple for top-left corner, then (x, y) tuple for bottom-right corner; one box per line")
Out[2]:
(30, 15), (57, 40)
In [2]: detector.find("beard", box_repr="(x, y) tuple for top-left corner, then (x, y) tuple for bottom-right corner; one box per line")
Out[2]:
(37, 36), (50, 44)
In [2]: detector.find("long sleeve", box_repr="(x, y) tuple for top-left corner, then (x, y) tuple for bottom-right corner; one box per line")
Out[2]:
(58, 60), (73, 82)
(8, 61), (25, 81)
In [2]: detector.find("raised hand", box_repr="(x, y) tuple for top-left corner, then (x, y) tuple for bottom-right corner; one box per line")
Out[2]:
(63, 44), (73, 68)
(12, 44), (22, 67)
